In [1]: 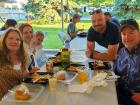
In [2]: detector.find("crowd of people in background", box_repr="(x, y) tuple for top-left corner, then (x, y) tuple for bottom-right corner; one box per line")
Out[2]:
(0, 9), (140, 105)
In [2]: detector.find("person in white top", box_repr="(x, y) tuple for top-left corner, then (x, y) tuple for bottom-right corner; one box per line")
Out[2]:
(18, 23), (39, 72)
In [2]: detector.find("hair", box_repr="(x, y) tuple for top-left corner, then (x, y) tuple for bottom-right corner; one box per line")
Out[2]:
(1, 19), (17, 30)
(91, 9), (103, 15)
(0, 27), (28, 70)
(35, 31), (44, 38)
(18, 23), (33, 34)
(72, 14), (80, 21)
(104, 12), (112, 17)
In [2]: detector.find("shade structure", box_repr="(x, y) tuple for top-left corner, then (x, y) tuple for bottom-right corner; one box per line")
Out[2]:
(61, 0), (64, 32)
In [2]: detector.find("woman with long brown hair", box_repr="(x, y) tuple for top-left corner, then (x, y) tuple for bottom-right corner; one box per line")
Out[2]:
(0, 27), (29, 100)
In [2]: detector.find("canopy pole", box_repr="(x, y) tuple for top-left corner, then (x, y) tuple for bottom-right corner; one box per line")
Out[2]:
(61, 0), (64, 32)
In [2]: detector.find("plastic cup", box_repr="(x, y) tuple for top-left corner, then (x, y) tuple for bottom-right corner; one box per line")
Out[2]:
(78, 70), (88, 84)
(46, 61), (53, 72)
(49, 78), (57, 91)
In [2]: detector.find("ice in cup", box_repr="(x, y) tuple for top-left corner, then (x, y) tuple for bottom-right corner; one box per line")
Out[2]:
(78, 70), (88, 84)
(49, 78), (57, 91)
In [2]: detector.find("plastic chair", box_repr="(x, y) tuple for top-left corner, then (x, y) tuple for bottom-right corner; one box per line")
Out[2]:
(58, 32), (66, 45)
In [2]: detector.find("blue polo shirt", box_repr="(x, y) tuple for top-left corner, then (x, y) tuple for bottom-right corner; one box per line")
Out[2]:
(115, 46), (140, 92)
(67, 22), (77, 39)
(87, 21), (120, 48)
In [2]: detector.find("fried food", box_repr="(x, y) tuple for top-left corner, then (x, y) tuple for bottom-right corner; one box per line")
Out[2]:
(67, 66), (77, 71)
(31, 73), (51, 83)
(15, 84), (31, 100)
(54, 71), (66, 80)
(93, 61), (105, 69)
(15, 91), (31, 100)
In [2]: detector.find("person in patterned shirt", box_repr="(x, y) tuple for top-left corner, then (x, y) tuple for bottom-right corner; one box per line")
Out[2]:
(0, 28), (29, 100)
(115, 19), (140, 105)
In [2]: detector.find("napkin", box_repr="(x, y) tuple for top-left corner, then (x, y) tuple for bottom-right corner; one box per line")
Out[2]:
(68, 72), (108, 94)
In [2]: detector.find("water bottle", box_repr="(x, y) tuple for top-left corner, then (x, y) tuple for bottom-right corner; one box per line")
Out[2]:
(64, 40), (70, 49)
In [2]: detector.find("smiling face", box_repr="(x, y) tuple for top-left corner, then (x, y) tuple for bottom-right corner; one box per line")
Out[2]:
(22, 26), (33, 45)
(5, 30), (21, 52)
(121, 27), (140, 50)
(35, 35), (44, 46)
(91, 13), (106, 32)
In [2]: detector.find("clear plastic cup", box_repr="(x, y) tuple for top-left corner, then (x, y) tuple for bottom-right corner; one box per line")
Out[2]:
(46, 61), (53, 72)
(78, 70), (88, 84)
(49, 78), (57, 91)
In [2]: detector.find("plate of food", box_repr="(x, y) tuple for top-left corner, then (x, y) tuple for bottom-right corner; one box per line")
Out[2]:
(55, 70), (78, 84)
(94, 70), (119, 81)
(89, 60), (112, 70)
(2, 83), (44, 102)
(24, 72), (53, 86)
(105, 70), (119, 81)
(48, 56), (62, 66)
(66, 63), (85, 72)
(77, 32), (87, 37)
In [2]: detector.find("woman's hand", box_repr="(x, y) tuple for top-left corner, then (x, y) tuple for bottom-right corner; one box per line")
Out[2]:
(30, 66), (40, 73)
(132, 93), (140, 105)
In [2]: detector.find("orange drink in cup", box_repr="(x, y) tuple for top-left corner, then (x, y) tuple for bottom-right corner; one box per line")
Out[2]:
(78, 70), (88, 84)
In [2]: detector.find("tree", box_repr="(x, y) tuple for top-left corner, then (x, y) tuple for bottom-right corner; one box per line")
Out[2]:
(23, 0), (80, 24)
(76, 0), (115, 6)
(113, 0), (140, 20)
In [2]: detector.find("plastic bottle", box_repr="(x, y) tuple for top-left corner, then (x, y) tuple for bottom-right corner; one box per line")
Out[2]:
(64, 40), (70, 49)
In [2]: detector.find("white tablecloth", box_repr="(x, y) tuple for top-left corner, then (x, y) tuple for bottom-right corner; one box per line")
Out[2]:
(0, 81), (118, 105)
(70, 36), (107, 52)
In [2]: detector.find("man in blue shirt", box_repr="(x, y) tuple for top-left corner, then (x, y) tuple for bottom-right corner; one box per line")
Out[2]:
(104, 12), (120, 27)
(115, 19), (140, 105)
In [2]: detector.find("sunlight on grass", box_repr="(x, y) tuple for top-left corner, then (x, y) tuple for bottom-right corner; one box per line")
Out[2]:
(32, 21), (91, 49)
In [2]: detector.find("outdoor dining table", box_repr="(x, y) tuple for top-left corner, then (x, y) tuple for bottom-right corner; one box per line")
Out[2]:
(0, 51), (118, 105)
(70, 35), (107, 51)
(0, 37), (118, 105)
(0, 76), (118, 105)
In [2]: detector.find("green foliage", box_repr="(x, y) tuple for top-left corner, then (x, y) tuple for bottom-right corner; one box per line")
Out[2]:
(23, 0), (80, 24)
(76, 0), (115, 6)
(113, 0), (140, 20)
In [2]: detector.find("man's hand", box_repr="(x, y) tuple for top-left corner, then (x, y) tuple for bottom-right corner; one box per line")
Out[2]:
(86, 41), (95, 58)
(132, 93), (140, 105)
(86, 49), (92, 58)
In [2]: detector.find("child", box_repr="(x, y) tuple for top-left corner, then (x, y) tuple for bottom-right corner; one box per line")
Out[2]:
(32, 31), (44, 49)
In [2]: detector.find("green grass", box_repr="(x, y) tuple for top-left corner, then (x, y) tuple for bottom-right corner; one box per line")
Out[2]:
(32, 21), (91, 49)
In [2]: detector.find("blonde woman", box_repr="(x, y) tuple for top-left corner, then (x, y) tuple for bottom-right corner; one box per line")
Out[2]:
(0, 28), (29, 100)
(18, 23), (39, 71)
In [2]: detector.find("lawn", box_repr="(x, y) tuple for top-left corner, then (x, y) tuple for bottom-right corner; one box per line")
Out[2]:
(32, 20), (91, 49)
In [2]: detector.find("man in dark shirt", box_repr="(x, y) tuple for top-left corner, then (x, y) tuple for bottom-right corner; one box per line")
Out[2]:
(86, 9), (120, 61)
(115, 19), (140, 105)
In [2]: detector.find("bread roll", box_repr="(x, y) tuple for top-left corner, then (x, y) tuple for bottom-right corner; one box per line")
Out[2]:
(55, 71), (67, 80)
